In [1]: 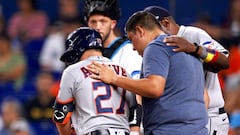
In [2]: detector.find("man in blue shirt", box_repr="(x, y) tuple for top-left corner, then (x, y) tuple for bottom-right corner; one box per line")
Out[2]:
(88, 11), (208, 135)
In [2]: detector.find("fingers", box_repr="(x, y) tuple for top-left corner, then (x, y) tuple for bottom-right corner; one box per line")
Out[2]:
(87, 61), (109, 80)
(164, 42), (178, 47)
(164, 35), (186, 43)
(164, 36), (190, 52)
(87, 64), (100, 75)
(163, 36), (180, 52)
(89, 73), (101, 80)
(87, 61), (118, 84)
(164, 35), (178, 42)
(92, 61), (103, 68)
(87, 62), (102, 80)
(172, 47), (181, 52)
(164, 36), (180, 46)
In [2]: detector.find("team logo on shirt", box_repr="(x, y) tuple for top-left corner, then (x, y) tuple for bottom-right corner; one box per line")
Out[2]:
(203, 41), (215, 49)
(54, 110), (65, 120)
(89, 38), (103, 47)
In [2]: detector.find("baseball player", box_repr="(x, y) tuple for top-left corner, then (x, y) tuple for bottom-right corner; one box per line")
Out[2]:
(83, 0), (142, 79)
(83, 0), (143, 134)
(144, 6), (230, 135)
(52, 27), (138, 135)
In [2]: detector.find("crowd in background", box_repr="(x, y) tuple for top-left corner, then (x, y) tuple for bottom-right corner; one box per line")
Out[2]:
(0, 0), (240, 135)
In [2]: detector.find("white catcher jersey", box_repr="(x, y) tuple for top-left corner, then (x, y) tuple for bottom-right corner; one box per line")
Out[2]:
(177, 25), (229, 113)
(57, 56), (137, 135)
(109, 39), (142, 79)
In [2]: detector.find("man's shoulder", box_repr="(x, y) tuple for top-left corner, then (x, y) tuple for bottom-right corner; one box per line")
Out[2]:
(149, 34), (168, 47)
(182, 25), (206, 33)
(63, 61), (85, 73)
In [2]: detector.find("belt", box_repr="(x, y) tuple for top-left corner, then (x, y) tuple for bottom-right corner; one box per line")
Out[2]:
(87, 129), (129, 135)
(219, 107), (226, 114)
(88, 129), (109, 135)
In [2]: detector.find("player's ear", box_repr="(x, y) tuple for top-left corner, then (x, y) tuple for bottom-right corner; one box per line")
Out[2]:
(160, 17), (170, 28)
(135, 25), (144, 37)
(111, 20), (117, 29)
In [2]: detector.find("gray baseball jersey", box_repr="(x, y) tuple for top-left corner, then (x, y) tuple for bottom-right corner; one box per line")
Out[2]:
(56, 56), (137, 135)
(177, 25), (229, 135)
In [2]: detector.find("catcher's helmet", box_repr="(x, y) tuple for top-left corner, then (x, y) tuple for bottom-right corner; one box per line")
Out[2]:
(60, 27), (103, 65)
(83, 0), (121, 21)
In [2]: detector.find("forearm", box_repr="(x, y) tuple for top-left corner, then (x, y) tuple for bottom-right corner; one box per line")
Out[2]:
(164, 36), (229, 71)
(193, 44), (229, 71)
(88, 62), (165, 98)
(130, 126), (141, 135)
(210, 53), (229, 70)
(113, 75), (164, 98)
(56, 121), (72, 135)
(204, 89), (210, 109)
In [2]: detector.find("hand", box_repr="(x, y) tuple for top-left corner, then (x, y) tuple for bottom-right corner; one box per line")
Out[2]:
(87, 61), (117, 84)
(163, 35), (196, 53)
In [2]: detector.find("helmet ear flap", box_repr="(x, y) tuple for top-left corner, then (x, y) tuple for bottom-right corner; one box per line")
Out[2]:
(60, 50), (80, 65)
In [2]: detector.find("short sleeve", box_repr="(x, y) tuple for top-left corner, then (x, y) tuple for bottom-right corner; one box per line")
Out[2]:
(143, 44), (170, 79)
(197, 29), (229, 56)
(57, 70), (75, 101)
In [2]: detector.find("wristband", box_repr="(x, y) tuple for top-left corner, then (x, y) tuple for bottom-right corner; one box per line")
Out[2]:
(209, 51), (219, 64)
(204, 52), (214, 63)
(203, 48), (219, 63)
(200, 47), (208, 59)
(193, 43), (200, 54)
(129, 104), (142, 127)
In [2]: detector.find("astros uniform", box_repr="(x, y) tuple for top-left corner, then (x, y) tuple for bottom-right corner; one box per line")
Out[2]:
(56, 56), (137, 135)
(177, 25), (229, 135)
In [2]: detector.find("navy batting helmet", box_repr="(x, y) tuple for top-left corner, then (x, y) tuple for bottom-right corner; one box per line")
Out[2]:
(83, 0), (121, 21)
(60, 27), (103, 65)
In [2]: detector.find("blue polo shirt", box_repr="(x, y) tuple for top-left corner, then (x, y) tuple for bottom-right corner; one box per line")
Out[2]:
(141, 35), (208, 135)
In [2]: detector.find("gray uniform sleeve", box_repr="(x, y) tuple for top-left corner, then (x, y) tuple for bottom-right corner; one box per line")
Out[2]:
(57, 69), (75, 101)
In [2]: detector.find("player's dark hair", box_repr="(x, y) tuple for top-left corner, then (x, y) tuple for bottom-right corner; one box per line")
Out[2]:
(125, 11), (161, 33)
(83, 0), (121, 21)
